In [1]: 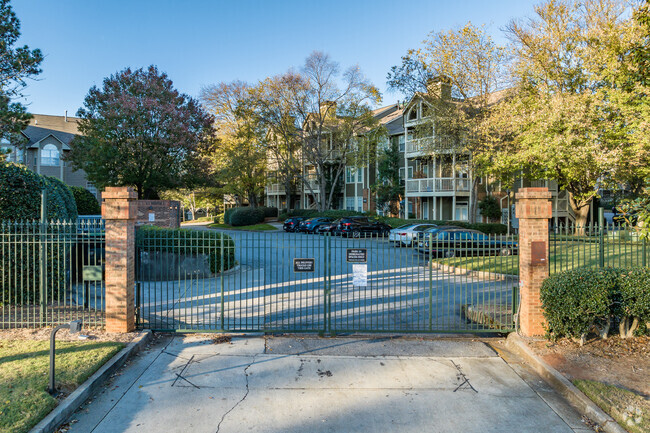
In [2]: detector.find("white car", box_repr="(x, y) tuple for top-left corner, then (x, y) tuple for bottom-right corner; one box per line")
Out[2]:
(388, 224), (438, 247)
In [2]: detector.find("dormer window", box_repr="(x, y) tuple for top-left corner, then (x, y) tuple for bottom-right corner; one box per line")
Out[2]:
(408, 107), (418, 121)
(41, 144), (60, 166)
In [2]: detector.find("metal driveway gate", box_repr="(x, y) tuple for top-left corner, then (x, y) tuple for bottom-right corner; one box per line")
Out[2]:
(135, 230), (518, 334)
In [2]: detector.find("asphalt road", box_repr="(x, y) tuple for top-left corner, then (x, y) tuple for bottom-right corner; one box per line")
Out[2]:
(136, 228), (517, 333)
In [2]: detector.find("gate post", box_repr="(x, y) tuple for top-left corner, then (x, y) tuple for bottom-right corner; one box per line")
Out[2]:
(515, 187), (552, 336)
(102, 187), (137, 333)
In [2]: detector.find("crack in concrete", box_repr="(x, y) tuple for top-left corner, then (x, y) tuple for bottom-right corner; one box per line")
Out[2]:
(215, 356), (255, 433)
(451, 360), (477, 393)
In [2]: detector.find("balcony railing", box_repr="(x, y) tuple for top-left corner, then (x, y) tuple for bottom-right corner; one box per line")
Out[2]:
(405, 137), (433, 154)
(265, 183), (283, 194)
(406, 178), (471, 194)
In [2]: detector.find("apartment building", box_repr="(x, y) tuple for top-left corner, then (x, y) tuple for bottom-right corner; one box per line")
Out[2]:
(1, 114), (99, 200)
(265, 82), (575, 225)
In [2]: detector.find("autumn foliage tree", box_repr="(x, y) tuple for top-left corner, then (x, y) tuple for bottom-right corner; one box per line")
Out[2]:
(68, 66), (215, 199)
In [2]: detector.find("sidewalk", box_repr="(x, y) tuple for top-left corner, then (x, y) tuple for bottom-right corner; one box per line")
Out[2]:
(64, 335), (595, 433)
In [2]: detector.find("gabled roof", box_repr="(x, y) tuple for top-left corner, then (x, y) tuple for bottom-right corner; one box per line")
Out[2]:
(23, 114), (80, 149)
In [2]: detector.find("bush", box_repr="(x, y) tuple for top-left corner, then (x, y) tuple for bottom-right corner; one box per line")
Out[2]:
(478, 196), (502, 221)
(230, 207), (265, 226)
(541, 268), (617, 343)
(137, 226), (235, 274)
(224, 207), (238, 225)
(0, 162), (77, 221)
(259, 206), (278, 218)
(71, 186), (101, 215)
(617, 268), (650, 337)
(213, 213), (224, 224)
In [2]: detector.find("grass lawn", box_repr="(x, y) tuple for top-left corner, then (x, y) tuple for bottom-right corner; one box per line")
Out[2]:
(574, 380), (649, 433)
(434, 240), (648, 276)
(0, 340), (124, 433)
(185, 216), (214, 223)
(208, 223), (277, 231)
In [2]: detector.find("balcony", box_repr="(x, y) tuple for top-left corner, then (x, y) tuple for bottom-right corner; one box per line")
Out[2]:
(405, 178), (471, 195)
(265, 183), (283, 195)
(405, 137), (433, 156)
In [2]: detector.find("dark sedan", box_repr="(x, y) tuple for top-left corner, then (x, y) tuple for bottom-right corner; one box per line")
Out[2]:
(283, 216), (307, 232)
(297, 217), (334, 233)
(332, 217), (392, 238)
(418, 228), (517, 257)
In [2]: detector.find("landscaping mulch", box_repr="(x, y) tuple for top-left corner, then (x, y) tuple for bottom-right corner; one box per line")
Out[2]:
(526, 335), (650, 398)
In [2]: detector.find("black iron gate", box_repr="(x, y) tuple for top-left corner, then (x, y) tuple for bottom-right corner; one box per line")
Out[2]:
(135, 229), (518, 334)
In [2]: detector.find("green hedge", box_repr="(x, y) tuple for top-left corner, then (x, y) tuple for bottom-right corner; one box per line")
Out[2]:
(71, 186), (101, 215)
(224, 207), (237, 225)
(0, 162), (77, 221)
(260, 206), (278, 218)
(541, 268), (650, 341)
(137, 226), (235, 274)
(213, 212), (225, 224)
(230, 207), (265, 226)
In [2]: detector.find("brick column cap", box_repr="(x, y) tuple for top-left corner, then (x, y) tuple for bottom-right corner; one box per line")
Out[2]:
(515, 187), (552, 200)
(103, 187), (137, 200)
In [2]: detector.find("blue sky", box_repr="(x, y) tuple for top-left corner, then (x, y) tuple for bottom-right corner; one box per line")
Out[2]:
(13, 0), (539, 116)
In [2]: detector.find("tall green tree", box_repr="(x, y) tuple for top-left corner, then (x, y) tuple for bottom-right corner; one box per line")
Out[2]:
(0, 0), (43, 143)
(387, 22), (507, 222)
(200, 81), (267, 207)
(68, 66), (215, 199)
(485, 0), (639, 227)
(372, 135), (403, 216)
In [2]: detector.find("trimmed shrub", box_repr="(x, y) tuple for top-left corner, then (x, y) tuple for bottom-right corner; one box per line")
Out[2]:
(0, 162), (77, 221)
(213, 213), (225, 224)
(617, 268), (650, 338)
(541, 268), (617, 343)
(260, 206), (278, 218)
(224, 207), (238, 225)
(230, 207), (265, 226)
(71, 186), (101, 215)
(137, 226), (235, 274)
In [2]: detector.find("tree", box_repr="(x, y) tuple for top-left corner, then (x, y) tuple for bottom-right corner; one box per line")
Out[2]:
(200, 81), (267, 207)
(0, 0), (43, 144)
(248, 73), (305, 210)
(372, 135), (403, 216)
(485, 0), (639, 227)
(289, 51), (382, 212)
(388, 22), (507, 223)
(67, 66), (215, 199)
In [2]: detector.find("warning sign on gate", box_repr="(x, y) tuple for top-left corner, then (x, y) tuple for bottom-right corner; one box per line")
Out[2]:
(293, 258), (315, 273)
(346, 248), (367, 263)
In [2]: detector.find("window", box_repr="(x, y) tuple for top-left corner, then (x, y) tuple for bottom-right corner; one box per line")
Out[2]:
(455, 202), (469, 221)
(41, 144), (60, 166)
(346, 167), (362, 183)
(345, 197), (355, 211)
(399, 167), (405, 180)
(357, 197), (363, 211)
(398, 135), (405, 152)
(408, 107), (418, 121)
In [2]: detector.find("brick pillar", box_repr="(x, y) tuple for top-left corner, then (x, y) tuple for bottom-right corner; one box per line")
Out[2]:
(515, 187), (552, 336)
(102, 187), (137, 333)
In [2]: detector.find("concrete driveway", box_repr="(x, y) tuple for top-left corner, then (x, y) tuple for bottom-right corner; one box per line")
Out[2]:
(65, 335), (594, 433)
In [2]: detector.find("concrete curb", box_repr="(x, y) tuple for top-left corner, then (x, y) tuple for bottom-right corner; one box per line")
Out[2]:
(30, 330), (153, 433)
(431, 262), (518, 281)
(505, 333), (626, 433)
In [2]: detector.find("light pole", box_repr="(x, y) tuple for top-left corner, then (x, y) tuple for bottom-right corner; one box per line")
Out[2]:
(49, 320), (83, 396)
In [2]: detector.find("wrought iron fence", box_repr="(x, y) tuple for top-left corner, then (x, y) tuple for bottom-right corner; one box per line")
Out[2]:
(550, 222), (648, 274)
(0, 219), (105, 328)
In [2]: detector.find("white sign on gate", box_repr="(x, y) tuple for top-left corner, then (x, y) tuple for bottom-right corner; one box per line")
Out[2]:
(352, 264), (367, 287)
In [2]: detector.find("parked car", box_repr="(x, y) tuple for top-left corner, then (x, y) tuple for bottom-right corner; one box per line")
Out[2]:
(297, 217), (334, 233)
(315, 222), (336, 234)
(331, 217), (392, 237)
(415, 225), (459, 243)
(388, 224), (438, 247)
(418, 228), (518, 257)
(283, 216), (307, 232)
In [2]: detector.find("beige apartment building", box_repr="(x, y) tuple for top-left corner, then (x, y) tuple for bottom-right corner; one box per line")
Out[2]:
(265, 87), (577, 227)
(2, 114), (99, 200)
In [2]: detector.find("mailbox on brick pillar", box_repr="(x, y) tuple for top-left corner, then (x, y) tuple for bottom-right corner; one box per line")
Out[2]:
(515, 187), (552, 337)
(101, 187), (137, 333)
